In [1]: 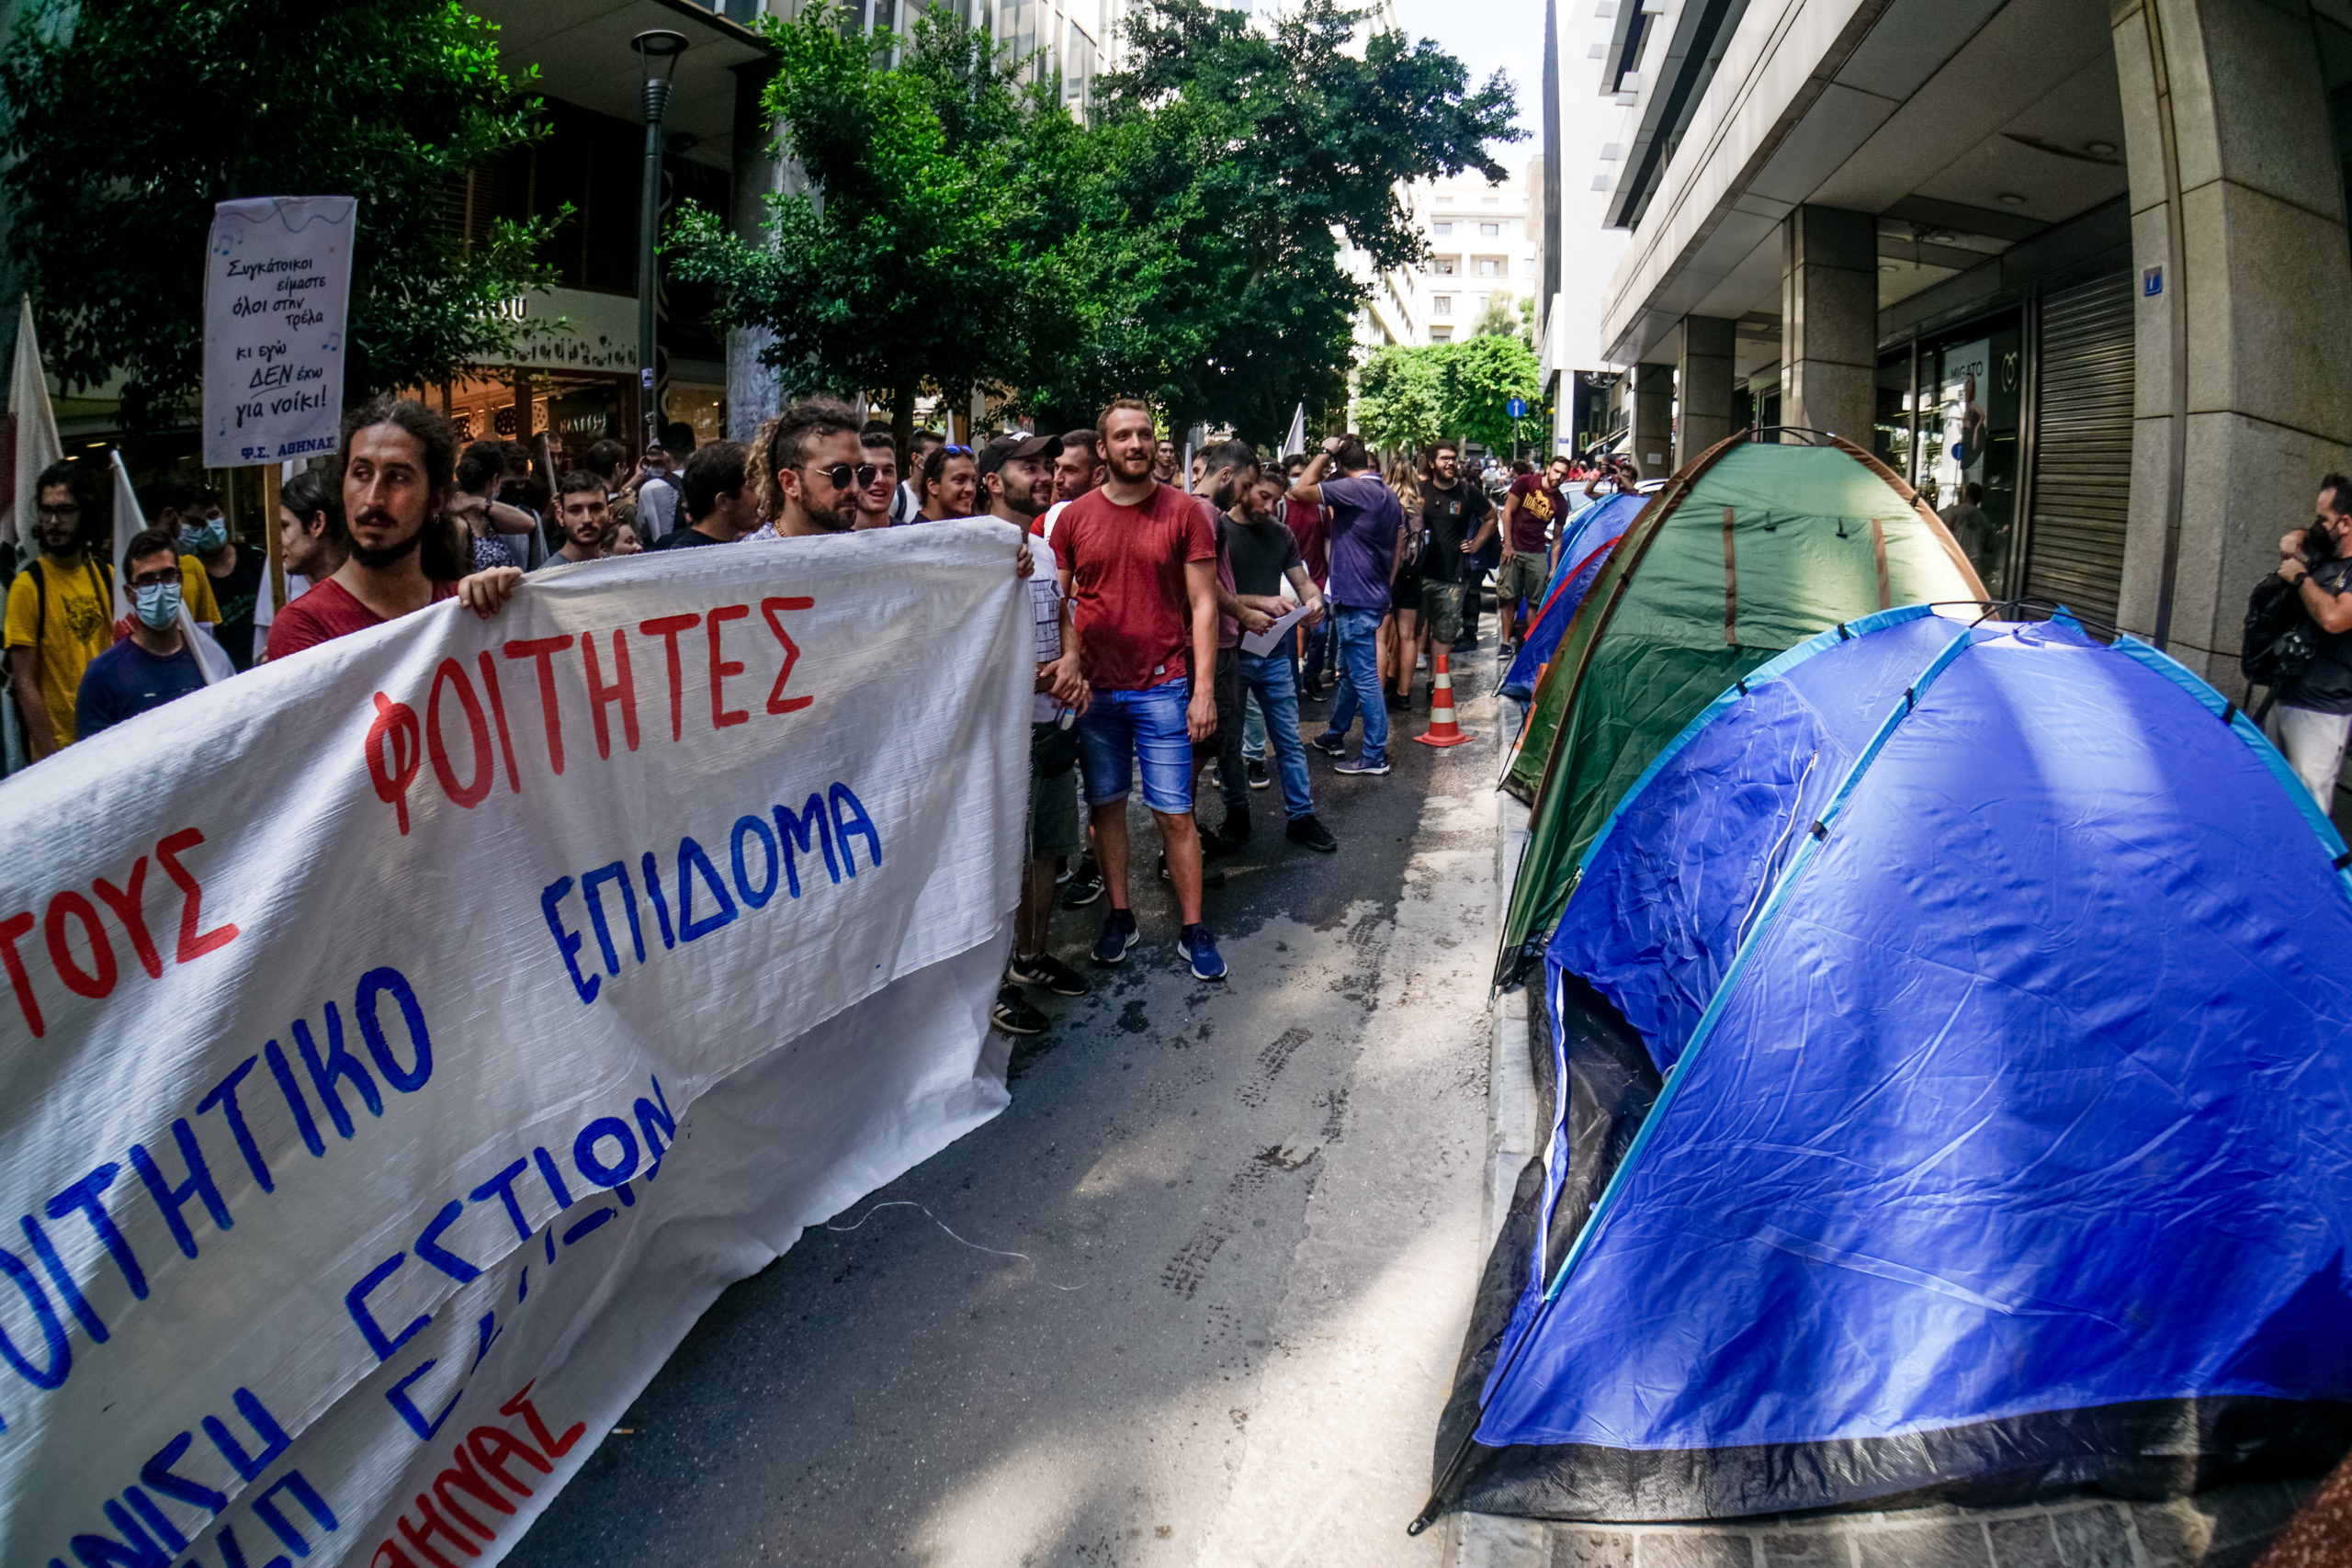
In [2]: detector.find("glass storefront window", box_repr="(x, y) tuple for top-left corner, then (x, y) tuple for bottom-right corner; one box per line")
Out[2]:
(1917, 315), (2022, 596)
(1874, 351), (1913, 479)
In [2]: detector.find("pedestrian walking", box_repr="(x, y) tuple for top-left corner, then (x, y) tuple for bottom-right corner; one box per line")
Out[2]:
(1056, 399), (1227, 981)
(1227, 469), (1338, 852)
(153, 479), (266, 672)
(1481, 452), (1570, 654)
(854, 427), (900, 529)
(2270, 473), (2352, 806)
(449, 439), (542, 574)
(1291, 433), (1403, 776)
(1417, 438), (1492, 670)
(1381, 457), (1424, 709)
(539, 472), (615, 568)
(978, 431), (1093, 1033)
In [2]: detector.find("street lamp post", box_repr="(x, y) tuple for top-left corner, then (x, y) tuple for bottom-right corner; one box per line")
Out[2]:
(631, 29), (690, 453)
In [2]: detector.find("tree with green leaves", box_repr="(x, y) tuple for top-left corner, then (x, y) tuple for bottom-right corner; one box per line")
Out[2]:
(1441, 332), (1546, 454)
(1355, 344), (1447, 454)
(0, 0), (556, 431)
(1075, 0), (1519, 444)
(670, 4), (1042, 458)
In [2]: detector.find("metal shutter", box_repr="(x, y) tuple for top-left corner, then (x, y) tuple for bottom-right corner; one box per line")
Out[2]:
(2023, 272), (2135, 621)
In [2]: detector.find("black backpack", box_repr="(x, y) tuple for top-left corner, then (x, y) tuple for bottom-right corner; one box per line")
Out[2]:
(2244, 572), (2317, 709)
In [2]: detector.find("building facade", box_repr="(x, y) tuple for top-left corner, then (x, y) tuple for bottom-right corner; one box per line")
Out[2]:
(1571, 0), (2352, 696)
(463, 0), (1119, 454)
(1414, 175), (1543, 344)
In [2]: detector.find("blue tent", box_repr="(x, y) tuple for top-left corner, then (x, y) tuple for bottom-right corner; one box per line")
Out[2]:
(1500, 492), (1645, 703)
(1431, 608), (2352, 1524)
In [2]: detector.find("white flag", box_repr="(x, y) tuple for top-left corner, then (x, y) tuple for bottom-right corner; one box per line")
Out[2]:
(6, 296), (62, 558)
(108, 450), (238, 684)
(1283, 401), (1306, 459)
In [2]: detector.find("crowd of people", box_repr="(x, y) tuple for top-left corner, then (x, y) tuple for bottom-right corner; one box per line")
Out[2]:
(3, 392), (1608, 1035)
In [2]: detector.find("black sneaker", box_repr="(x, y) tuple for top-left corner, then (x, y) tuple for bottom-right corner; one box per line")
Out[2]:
(1092, 908), (1140, 964)
(1284, 814), (1339, 853)
(1333, 756), (1392, 776)
(992, 985), (1048, 1035)
(1246, 759), (1271, 790)
(1309, 731), (1347, 758)
(1009, 952), (1091, 996)
(1062, 869), (1104, 908)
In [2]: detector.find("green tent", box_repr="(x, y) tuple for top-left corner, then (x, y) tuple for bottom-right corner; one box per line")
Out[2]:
(1496, 435), (1984, 987)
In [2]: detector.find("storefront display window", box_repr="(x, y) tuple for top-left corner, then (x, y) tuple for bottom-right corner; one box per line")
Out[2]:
(1914, 314), (2022, 596)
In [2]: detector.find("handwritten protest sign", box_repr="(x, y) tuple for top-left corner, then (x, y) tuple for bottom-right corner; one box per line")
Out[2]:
(202, 197), (356, 467)
(0, 522), (1030, 1566)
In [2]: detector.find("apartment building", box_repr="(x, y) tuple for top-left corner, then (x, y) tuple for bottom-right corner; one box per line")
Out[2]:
(1415, 176), (1542, 344)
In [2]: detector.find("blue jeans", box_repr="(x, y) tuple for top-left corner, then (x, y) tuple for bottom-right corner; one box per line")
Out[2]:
(1318, 605), (1389, 766)
(1243, 692), (1266, 760)
(1239, 649), (1315, 820)
(1077, 681), (1194, 815)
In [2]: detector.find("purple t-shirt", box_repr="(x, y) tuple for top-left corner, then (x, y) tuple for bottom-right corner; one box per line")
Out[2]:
(1322, 474), (1404, 614)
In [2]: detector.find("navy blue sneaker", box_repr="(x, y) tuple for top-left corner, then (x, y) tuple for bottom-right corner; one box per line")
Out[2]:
(1180, 923), (1227, 981)
(1309, 731), (1347, 758)
(1092, 908), (1140, 965)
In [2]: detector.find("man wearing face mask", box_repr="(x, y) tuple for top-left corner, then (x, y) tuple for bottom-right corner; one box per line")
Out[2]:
(157, 481), (265, 671)
(74, 529), (209, 739)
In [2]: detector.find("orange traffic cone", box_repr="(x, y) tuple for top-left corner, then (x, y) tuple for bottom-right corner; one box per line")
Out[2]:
(1416, 651), (1473, 747)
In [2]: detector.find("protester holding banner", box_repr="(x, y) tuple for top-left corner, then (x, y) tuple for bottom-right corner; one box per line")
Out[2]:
(979, 431), (1093, 1033)
(74, 527), (209, 738)
(4, 458), (112, 755)
(266, 396), (466, 660)
(1056, 398), (1227, 982)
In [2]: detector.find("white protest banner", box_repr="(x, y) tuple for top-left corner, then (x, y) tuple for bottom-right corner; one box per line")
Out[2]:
(0, 520), (1030, 1567)
(203, 197), (356, 468)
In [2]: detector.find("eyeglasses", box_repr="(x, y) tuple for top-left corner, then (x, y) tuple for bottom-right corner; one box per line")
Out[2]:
(36, 504), (79, 521)
(807, 462), (882, 491)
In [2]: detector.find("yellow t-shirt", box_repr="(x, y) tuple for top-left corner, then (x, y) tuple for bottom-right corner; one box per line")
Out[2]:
(4, 557), (115, 747)
(178, 555), (221, 627)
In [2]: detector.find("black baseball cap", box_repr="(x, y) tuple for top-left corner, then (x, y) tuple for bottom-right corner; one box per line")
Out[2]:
(976, 431), (1064, 479)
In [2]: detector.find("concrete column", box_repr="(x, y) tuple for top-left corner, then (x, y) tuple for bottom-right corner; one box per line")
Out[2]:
(1779, 207), (1878, 445)
(1677, 315), (1737, 468)
(2110, 0), (2352, 683)
(1629, 363), (1674, 479)
(725, 60), (788, 442)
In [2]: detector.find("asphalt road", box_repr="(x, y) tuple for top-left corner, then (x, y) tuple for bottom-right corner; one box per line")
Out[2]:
(507, 651), (1505, 1568)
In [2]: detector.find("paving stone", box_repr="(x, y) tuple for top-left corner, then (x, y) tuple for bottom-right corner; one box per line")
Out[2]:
(1553, 1527), (1641, 1568)
(1853, 1519), (1990, 1568)
(2049, 1504), (2134, 1568)
(1760, 1532), (1843, 1568)
(1986, 1515), (2063, 1568)
(1459, 1510), (1555, 1568)
(1637, 1530), (1757, 1568)
(2131, 1500), (2215, 1567)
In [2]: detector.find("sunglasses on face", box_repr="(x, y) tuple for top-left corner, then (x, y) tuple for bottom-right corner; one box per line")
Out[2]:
(807, 462), (882, 491)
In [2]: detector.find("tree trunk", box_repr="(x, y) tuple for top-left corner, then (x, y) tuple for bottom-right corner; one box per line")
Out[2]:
(891, 388), (916, 476)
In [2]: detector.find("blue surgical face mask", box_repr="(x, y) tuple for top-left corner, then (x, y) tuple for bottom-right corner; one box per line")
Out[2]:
(132, 579), (183, 631)
(183, 517), (228, 556)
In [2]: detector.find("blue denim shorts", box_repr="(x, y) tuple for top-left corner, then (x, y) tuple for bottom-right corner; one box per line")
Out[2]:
(1077, 680), (1193, 815)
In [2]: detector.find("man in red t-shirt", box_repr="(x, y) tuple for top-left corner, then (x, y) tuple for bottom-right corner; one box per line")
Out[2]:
(1056, 398), (1227, 982)
(266, 396), (469, 660)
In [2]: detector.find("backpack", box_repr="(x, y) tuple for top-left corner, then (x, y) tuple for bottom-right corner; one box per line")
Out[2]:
(2244, 571), (2317, 712)
(29, 554), (112, 645)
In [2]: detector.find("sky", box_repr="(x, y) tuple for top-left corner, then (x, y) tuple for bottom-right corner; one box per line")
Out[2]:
(1391, 0), (1544, 182)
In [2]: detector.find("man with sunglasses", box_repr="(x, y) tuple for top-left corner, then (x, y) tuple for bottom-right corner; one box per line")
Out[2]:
(749, 399), (871, 538)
